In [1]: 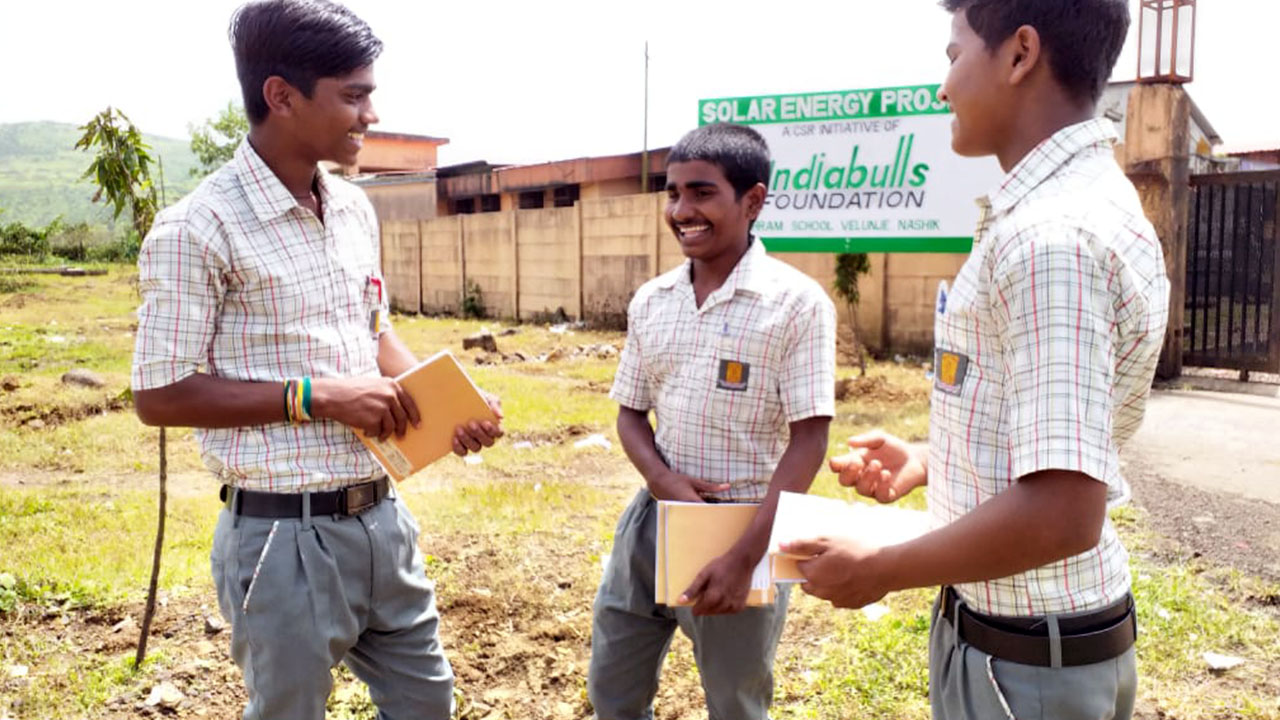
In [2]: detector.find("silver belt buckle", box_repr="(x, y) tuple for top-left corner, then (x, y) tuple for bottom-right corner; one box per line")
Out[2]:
(342, 481), (379, 515)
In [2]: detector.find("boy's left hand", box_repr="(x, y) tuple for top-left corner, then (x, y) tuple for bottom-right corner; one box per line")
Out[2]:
(679, 552), (755, 616)
(786, 537), (891, 609)
(452, 392), (505, 456)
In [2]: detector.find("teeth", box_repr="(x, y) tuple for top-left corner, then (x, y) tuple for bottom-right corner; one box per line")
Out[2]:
(680, 225), (709, 235)
(348, 132), (364, 140)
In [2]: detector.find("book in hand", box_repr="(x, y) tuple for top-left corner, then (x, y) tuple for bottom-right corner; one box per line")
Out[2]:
(654, 501), (776, 607)
(766, 491), (931, 582)
(355, 349), (499, 481)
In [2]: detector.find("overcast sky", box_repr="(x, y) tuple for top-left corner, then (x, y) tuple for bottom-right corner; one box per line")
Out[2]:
(2, 0), (1274, 166)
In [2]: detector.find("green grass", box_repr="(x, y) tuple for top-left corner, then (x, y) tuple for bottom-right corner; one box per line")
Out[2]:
(0, 489), (218, 607)
(777, 592), (934, 720)
(0, 639), (169, 718)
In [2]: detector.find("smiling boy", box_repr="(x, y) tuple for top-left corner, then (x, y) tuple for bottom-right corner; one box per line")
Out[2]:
(786, 2), (1170, 719)
(130, 1), (501, 717)
(587, 124), (835, 720)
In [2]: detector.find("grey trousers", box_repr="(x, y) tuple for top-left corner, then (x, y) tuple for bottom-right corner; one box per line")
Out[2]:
(588, 489), (790, 720)
(930, 591), (1137, 720)
(211, 493), (453, 720)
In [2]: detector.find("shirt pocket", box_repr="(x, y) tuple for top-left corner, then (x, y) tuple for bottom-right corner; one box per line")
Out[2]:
(706, 325), (777, 429)
(235, 265), (306, 332)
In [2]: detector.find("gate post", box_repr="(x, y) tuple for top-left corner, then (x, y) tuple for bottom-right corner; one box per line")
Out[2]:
(1124, 84), (1191, 379)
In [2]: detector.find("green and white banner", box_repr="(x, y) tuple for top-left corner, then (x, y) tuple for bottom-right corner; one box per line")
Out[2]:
(698, 84), (1004, 253)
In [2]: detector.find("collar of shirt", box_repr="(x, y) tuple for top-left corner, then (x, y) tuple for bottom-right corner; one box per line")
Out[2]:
(233, 140), (361, 224)
(985, 118), (1119, 216)
(656, 236), (770, 311)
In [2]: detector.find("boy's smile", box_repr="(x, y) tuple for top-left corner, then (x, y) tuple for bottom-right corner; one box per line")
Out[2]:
(665, 160), (761, 263)
(938, 11), (1011, 159)
(292, 64), (379, 167)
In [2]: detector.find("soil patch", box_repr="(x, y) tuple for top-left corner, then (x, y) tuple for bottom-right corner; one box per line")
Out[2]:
(834, 375), (928, 404)
(1, 394), (131, 429)
(1125, 456), (1280, 585)
(505, 424), (594, 446)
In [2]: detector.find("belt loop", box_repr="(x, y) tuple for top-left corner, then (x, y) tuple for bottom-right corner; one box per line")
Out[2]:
(1046, 614), (1063, 669)
(301, 491), (312, 531)
(231, 487), (242, 529)
(951, 593), (964, 649)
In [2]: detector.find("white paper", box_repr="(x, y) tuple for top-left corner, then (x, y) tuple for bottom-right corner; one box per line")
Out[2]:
(749, 556), (772, 591)
(767, 491), (931, 583)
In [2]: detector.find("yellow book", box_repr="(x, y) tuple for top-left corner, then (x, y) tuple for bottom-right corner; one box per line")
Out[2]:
(655, 501), (776, 607)
(356, 349), (498, 481)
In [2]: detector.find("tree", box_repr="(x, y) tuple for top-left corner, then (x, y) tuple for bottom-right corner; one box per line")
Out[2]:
(75, 108), (158, 241)
(188, 102), (249, 177)
(833, 253), (872, 377)
(76, 106), (166, 668)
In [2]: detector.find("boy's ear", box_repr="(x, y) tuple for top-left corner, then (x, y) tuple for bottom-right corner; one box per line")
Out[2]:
(261, 76), (298, 120)
(743, 182), (768, 221)
(1006, 25), (1043, 87)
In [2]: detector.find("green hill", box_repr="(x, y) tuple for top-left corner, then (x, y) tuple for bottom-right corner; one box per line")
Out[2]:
(0, 121), (202, 229)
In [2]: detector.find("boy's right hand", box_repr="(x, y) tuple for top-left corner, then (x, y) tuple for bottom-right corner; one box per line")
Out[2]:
(648, 470), (731, 503)
(830, 430), (927, 504)
(312, 376), (419, 441)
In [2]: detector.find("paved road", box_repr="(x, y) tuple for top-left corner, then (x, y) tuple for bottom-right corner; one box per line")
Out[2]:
(1126, 385), (1280, 504)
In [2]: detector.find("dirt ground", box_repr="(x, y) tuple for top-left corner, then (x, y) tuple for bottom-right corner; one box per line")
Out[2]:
(1123, 380), (1280, 583)
(4, 383), (1279, 719)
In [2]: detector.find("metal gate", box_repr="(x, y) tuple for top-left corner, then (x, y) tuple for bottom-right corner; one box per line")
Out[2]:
(1185, 171), (1280, 373)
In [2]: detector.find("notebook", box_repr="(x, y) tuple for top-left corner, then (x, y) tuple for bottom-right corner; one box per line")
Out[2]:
(355, 349), (499, 481)
(654, 501), (776, 607)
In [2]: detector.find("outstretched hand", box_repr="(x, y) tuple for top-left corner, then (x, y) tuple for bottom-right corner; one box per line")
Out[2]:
(829, 430), (927, 503)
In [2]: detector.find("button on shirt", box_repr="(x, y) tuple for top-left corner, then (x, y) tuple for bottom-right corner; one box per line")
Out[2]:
(131, 141), (391, 493)
(929, 119), (1170, 616)
(610, 239), (837, 502)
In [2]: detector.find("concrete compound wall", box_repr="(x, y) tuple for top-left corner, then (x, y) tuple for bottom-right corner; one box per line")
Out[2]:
(400, 191), (970, 354)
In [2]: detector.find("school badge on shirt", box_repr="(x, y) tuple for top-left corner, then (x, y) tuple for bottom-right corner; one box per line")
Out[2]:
(932, 348), (969, 395)
(717, 359), (751, 391)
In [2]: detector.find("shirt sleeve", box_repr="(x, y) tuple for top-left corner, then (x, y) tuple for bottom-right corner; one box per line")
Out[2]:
(992, 227), (1119, 488)
(131, 208), (228, 391)
(609, 293), (653, 411)
(779, 291), (837, 423)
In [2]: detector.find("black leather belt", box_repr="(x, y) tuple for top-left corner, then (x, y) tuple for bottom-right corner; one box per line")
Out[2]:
(940, 586), (1137, 667)
(220, 477), (390, 518)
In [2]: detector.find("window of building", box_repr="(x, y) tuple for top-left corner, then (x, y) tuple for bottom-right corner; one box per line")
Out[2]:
(647, 173), (668, 193)
(552, 184), (580, 208)
(480, 194), (501, 213)
(453, 197), (476, 214)
(518, 190), (545, 209)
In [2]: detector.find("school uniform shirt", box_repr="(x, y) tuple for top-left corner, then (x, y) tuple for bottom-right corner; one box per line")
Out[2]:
(131, 141), (392, 493)
(610, 238), (837, 502)
(929, 118), (1170, 616)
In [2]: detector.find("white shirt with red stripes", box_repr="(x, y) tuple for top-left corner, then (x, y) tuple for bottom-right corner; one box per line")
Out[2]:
(131, 141), (391, 493)
(929, 119), (1170, 616)
(610, 238), (837, 502)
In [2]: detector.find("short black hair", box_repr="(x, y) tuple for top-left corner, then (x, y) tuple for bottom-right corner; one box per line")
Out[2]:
(667, 124), (771, 199)
(229, 0), (383, 124)
(941, 0), (1129, 103)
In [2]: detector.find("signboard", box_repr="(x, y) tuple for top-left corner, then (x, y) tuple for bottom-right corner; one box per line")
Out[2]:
(698, 84), (1004, 253)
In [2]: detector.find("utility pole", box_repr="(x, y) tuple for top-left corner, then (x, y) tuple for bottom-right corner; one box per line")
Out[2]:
(641, 41), (650, 194)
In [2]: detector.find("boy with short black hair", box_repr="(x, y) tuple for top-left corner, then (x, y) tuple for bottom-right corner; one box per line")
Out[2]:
(588, 123), (836, 719)
(786, 2), (1169, 719)
(131, 1), (501, 716)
